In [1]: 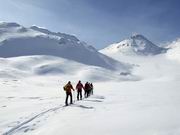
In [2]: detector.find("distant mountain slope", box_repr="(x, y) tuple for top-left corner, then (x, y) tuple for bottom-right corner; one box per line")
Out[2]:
(166, 38), (180, 62)
(100, 34), (167, 56)
(0, 22), (129, 70)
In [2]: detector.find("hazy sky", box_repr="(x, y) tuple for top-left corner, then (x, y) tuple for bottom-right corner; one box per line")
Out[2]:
(0, 0), (179, 49)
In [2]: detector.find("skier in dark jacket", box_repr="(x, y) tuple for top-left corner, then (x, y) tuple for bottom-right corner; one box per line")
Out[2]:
(84, 82), (93, 98)
(76, 80), (84, 100)
(63, 81), (74, 106)
(84, 82), (89, 98)
(90, 83), (93, 95)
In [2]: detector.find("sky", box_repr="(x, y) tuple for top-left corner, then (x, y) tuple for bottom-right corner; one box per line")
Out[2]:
(0, 0), (179, 49)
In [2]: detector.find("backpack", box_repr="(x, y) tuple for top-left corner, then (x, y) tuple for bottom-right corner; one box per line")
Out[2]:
(63, 85), (67, 91)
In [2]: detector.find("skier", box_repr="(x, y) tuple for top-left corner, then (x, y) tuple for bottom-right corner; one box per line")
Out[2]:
(76, 80), (84, 100)
(63, 81), (75, 106)
(87, 82), (92, 97)
(84, 82), (92, 98)
(90, 83), (93, 95)
(84, 82), (89, 98)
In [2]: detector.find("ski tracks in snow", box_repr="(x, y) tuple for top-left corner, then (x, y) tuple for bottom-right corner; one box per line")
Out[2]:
(2, 95), (104, 135)
(2, 105), (64, 135)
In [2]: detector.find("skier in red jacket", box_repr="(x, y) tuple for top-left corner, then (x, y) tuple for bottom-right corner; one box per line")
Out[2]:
(76, 80), (84, 100)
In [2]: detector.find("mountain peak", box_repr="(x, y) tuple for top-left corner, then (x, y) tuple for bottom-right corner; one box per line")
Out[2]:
(100, 34), (166, 56)
(131, 33), (146, 39)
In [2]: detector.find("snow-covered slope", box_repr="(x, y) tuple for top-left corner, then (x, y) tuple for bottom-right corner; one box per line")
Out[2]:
(0, 52), (180, 135)
(0, 22), (127, 70)
(100, 34), (167, 56)
(0, 55), (135, 82)
(166, 38), (180, 62)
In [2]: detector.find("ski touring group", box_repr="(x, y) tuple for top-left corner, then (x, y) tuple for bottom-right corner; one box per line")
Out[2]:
(63, 81), (93, 106)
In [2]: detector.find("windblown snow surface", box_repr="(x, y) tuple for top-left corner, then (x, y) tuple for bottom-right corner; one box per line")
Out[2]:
(0, 23), (180, 135)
